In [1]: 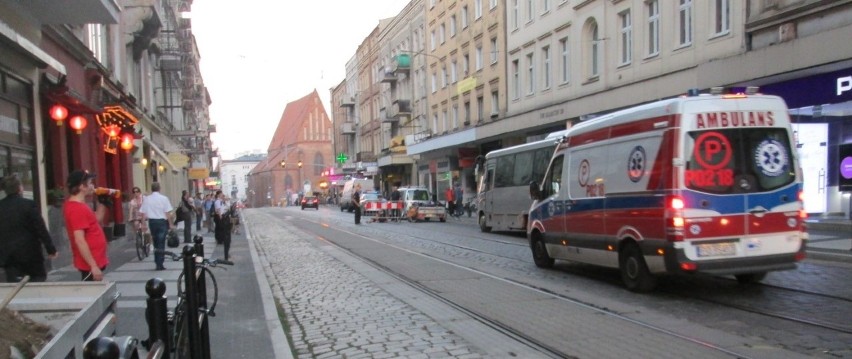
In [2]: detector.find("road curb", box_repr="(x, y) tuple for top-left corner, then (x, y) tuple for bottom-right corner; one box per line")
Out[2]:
(244, 216), (294, 359)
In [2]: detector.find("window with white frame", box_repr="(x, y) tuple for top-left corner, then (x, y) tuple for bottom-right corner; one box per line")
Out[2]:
(475, 0), (482, 19)
(431, 72), (437, 93)
(491, 91), (499, 115)
(619, 9), (632, 65)
(647, 0), (660, 56)
(87, 24), (109, 65)
(442, 109), (448, 132)
(512, 60), (520, 99)
(559, 37), (570, 84)
(678, 0), (693, 46)
(450, 15), (457, 37)
(512, 0), (519, 29)
(451, 60), (458, 83)
(463, 54), (470, 76)
(714, 0), (730, 35)
(432, 114), (438, 132)
(490, 0), (497, 10)
(431, 30), (436, 51)
(452, 105), (459, 128)
(526, 53), (535, 94)
(542, 46), (551, 89)
(440, 23), (446, 44)
(441, 66), (447, 88)
(542, 0), (550, 13)
(526, 0), (534, 22)
(588, 20), (600, 78)
(476, 96), (484, 122)
(475, 46), (483, 70)
(490, 37), (499, 64)
(462, 6), (469, 28)
(430, 0), (436, 8)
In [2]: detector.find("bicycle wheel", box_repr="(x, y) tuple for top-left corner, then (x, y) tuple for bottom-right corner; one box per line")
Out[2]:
(170, 299), (190, 359)
(135, 230), (145, 261)
(176, 267), (219, 316)
(143, 233), (151, 258)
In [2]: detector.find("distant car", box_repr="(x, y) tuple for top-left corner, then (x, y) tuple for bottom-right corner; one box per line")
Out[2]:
(301, 194), (319, 210)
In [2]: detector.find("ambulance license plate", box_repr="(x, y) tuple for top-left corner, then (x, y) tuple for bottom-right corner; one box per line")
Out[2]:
(696, 242), (736, 257)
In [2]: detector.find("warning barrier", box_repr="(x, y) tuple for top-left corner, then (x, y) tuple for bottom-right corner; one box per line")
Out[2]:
(363, 201), (406, 222)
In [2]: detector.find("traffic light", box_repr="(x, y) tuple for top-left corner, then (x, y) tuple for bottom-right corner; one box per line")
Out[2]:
(297, 160), (302, 168)
(280, 160), (286, 168)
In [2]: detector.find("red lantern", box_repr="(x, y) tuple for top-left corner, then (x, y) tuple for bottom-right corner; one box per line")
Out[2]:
(69, 115), (88, 134)
(104, 124), (120, 138)
(49, 104), (68, 126)
(120, 133), (134, 151)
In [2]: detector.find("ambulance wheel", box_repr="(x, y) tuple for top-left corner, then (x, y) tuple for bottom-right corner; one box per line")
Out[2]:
(620, 243), (657, 292)
(479, 213), (491, 233)
(530, 233), (554, 268)
(735, 272), (766, 284)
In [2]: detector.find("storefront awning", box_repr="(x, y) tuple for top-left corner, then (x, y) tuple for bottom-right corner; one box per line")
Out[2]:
(147, 139), (177, 171)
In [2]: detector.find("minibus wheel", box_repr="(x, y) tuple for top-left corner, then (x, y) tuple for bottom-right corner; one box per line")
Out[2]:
(479, 213), (492, 233)
(620, 243), (657, 292)
(530, 233), (554, 268)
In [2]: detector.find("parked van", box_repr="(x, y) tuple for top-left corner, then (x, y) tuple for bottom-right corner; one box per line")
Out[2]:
(339, 178), (374, 212)
(528, 88), (806, 292)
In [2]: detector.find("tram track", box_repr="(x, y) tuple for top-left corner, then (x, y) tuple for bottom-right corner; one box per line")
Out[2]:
(294, 214), (760, 359)
(663, 278), (852, 335)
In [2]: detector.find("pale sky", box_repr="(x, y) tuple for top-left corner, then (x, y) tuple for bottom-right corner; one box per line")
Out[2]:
(192, 0), (409, 160)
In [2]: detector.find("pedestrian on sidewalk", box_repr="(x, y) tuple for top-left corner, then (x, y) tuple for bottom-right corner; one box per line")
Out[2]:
(193, 192), (203, 231)
(0, 175), (58, 282)
(213, 191), (233, 263)
(176, 190), (194, 243)
(444, 186), (456, 217)
(353, 184), (362, 225)
(203, 193), (214, 233)
(63, 170), (109, 281)
(390, 185), (401, 220)
(454, 182), (463, 218)
(139, 182), (174, 271)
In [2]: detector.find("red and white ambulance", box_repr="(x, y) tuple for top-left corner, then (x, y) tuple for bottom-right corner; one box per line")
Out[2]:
(528, 88), (807, 292)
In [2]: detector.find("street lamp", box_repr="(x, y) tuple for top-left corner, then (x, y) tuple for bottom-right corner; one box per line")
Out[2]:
(280, 160), (286, 168)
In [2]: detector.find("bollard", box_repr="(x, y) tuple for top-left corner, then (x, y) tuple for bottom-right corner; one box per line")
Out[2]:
(182, 245), (203, 358)
(83, 337), (120, 359)
(145, 277), (170, 358)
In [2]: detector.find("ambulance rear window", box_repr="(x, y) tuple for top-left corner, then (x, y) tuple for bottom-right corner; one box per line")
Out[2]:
(685, 128), (795, 194)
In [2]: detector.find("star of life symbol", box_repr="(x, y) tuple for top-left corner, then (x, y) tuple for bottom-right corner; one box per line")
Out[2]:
(754, 139), (788, 177)
(627, 146), (646, 183)
(548, 201), (556, 217)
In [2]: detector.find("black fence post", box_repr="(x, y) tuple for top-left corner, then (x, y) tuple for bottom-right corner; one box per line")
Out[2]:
(145, 277), (170, 358)
(193, 235), (212, 359)
(182, 245), (202, 358)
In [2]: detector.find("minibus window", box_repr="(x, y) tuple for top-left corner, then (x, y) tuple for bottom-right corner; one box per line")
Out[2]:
(686, 128), (794, 194)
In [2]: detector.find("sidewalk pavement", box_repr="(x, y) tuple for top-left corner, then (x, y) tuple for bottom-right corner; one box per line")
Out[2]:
(804, 215), (852, 262)
(44, 222), (290, 358)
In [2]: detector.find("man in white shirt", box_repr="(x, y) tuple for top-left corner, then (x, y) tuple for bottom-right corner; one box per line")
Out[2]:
(139, 182), (174, 270)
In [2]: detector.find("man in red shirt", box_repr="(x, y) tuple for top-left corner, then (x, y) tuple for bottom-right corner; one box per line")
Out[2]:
(63, 170), (109, 281)
(444, 186), (455, 217)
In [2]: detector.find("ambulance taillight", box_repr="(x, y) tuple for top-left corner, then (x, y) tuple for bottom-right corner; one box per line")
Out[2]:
(666, 195), (685, 242)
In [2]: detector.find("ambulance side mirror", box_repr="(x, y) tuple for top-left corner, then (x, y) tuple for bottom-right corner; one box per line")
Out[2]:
(529, 181), (542, 200)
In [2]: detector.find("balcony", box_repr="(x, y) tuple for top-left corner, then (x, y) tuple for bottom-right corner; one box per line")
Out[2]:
(392, 54), (411, 74)
(339, 96), (355, 108)
(386, 100), (411, 120)
(356, 151), (377, 162)
(15, 0), (120, 25)
(341, 122), (356, 134)
(379, 71), (397, 84)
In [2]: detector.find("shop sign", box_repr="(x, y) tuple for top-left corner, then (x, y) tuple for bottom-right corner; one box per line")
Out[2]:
(168, 153), (189, 168)
(760, 67), (852, 108)
(188, 167), (209, 180)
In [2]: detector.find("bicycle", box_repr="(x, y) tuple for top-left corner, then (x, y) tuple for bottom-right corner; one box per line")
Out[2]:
(132, 219), (151, 261)
(159, 249), (232, 358)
